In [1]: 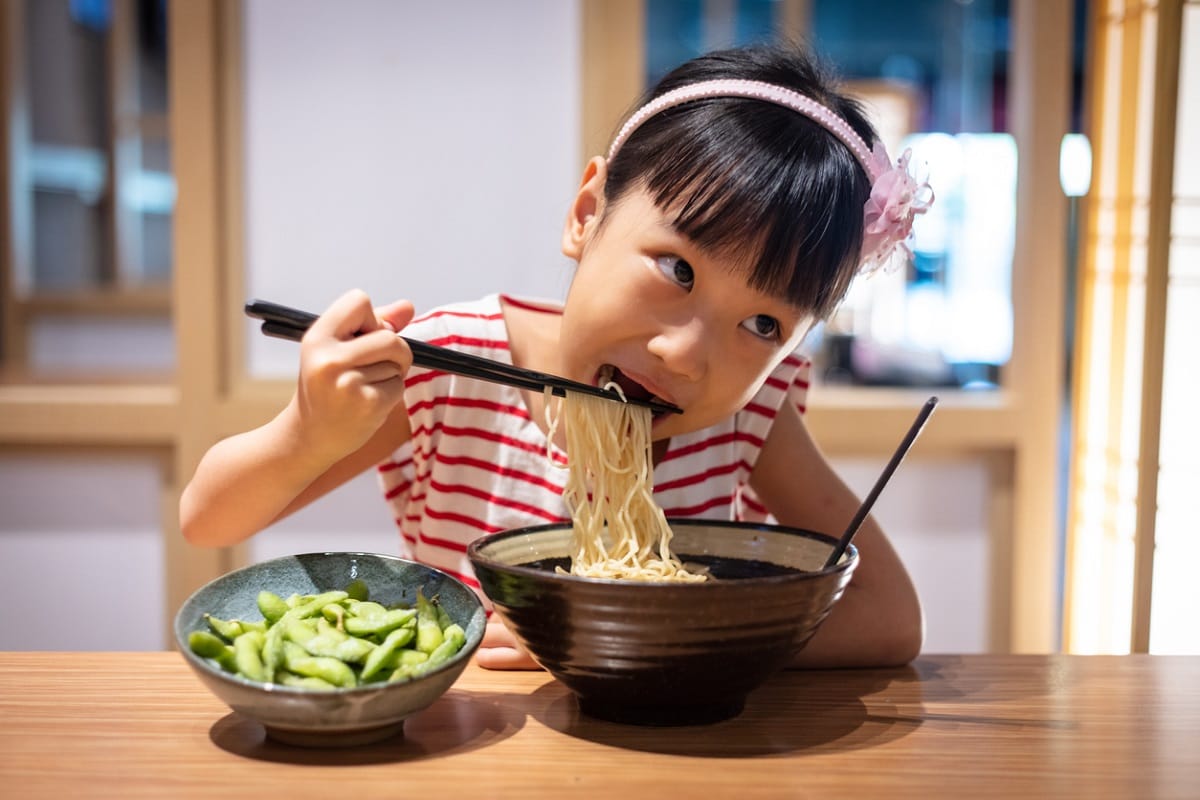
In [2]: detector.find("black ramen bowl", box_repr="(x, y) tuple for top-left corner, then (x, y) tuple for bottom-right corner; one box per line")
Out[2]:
(174, 552), (486, 747)
(467, 519), (858, 726)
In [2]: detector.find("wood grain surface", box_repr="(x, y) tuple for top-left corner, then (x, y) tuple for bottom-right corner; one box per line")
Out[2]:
(1, 653), (1197, 798)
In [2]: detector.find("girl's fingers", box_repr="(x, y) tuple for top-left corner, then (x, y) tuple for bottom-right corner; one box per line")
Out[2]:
(478, 621), (539, 669)
(481, 619), (513, 648)
(311, 291), (416, 340)
(475, 645), (540, 671)
(336, 328), (413, 372)
(376, 299), (416, 332)
(311, 289), (380, 340)
(348, 361), (410, 388)
(360, 373), (409, 409)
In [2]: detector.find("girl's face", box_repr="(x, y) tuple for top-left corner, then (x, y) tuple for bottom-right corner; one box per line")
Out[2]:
(557, 158), (814, 440)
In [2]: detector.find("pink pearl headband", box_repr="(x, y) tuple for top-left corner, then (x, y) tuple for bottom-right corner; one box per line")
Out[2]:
(606, 78), (934, 273)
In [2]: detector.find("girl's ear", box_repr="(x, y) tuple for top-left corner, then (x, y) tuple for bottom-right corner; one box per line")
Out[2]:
(561, 156), (608, 260)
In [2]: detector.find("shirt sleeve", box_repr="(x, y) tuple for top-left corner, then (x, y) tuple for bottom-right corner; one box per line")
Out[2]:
(733, 352), (812, 523)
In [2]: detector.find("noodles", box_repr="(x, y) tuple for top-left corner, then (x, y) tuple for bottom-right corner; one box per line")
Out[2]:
(547, 385), (706, 583)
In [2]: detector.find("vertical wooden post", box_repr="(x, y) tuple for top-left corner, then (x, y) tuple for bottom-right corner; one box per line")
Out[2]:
(107, 0), (144, 287)
(0, 0), (30, 371)
(580, 0), (645, 164)
(1131, 0), (1183, 652)
(1007, 0), (1071, 652)
(166, 0), (232, 638)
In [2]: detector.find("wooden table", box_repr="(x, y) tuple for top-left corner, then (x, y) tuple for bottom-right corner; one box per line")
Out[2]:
(1, 653), (1197, 798)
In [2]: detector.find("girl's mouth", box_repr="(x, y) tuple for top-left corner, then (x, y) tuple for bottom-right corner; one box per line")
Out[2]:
(597, 365), (673, 422)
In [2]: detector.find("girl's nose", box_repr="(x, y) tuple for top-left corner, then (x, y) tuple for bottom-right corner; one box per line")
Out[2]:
(647, 320), (707, 382)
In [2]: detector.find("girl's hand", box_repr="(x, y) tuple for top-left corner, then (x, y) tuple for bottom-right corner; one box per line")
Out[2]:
(477, 618), (540, 670)
(289, 289), (416, 465)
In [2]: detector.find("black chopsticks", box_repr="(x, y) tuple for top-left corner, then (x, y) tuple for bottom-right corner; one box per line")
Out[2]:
(245, 300), (683, 415)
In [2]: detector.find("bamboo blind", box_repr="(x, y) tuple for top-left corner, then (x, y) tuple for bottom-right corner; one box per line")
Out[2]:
(1144, 1), (1199, 654)
(1064, 0), (1183, 654)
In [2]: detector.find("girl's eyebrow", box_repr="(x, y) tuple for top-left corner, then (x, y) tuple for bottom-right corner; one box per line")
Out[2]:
(652, 214), (690, 240)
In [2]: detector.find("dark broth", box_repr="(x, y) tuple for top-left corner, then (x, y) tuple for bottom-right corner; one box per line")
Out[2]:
(517, 555), (806, 580)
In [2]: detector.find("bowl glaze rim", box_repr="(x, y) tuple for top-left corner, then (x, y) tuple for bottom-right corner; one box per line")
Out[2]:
(466, 518), (859, 588)
(173, 551), (485, 696)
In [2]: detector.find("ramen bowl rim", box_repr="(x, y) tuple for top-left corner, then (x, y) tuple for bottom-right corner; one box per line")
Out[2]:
(466, 517), (859, 587)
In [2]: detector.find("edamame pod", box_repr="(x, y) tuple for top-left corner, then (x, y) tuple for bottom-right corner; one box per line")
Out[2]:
(188, 630), (239, 673)
(256, 590), (289, 624)
(344, 607), (416, 637)
(412, 623), (466, 677)
(287, 655), (356, 688)
(435, 604), (454, 631)
(233, 630), (267, 682)
(302, 620), (376, 663)
(282, 617), (319, 647)
(320, 602), (346, 630)
(392, 648), (428, 667)
(277, 671), (337, 691)
(189, 629), (230, 658)
(203, 614), (243, 641)
(415, 592), (443, 654)
(360, 626), (417, 682)
(263, 590), (351, 682)
(261, 622), (288, 682)
(290, 590), (349, 619)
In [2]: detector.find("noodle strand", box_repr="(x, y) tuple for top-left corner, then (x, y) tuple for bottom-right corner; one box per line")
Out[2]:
(551, 389), (706, 583)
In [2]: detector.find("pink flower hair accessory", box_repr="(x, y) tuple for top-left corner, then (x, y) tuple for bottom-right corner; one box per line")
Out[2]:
(606, 79), (934, 275)
(860, 143), (935, 274)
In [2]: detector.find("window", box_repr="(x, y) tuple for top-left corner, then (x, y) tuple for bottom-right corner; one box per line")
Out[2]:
(644, 0), (1082, 391)
(2, 0), (174, 380)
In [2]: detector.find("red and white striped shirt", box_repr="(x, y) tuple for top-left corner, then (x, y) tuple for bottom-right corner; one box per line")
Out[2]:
(376, 294), (811, 595)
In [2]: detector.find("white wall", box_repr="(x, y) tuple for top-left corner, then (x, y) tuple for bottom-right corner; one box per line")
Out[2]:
(834, 455), (991, 654)
(241, 0), (582, 378)
(0, 453), (165, 650)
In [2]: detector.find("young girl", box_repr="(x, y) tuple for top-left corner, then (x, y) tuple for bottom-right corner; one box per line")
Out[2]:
(181, 43), (929, 670)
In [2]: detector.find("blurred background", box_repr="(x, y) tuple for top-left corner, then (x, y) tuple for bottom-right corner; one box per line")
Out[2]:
(1, 0), (1196, 655)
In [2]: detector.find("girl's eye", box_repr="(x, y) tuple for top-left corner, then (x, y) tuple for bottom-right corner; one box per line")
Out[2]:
(742, 314), (781, 341)
(655, 256), (695, 289)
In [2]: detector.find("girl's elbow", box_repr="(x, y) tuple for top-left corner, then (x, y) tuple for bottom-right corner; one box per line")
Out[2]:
(179, 486), (221, 548)
(876, 604), (925, 666)
(880, 621), (924, 666)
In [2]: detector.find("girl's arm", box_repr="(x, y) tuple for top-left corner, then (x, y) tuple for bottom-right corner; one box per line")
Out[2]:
(748, 401), (925, 667)
(180, 290), (417, 547)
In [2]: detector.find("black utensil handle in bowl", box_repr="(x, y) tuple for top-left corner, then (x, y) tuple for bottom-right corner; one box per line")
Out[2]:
(823, 396), (939, 569)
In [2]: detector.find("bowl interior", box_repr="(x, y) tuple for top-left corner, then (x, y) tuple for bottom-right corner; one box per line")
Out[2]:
(471, 518), (854, 577)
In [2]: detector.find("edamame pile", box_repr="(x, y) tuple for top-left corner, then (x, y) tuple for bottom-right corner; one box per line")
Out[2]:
(188, 581), (467, 690)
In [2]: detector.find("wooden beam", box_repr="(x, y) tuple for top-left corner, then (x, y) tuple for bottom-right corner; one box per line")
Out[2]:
(1006, 0), (1071, 652)
(580, 0), (644, 163)
(0, 384), (176, 443)
(1131, 0), (1184, 653)
(167, 0), (233, 636)
(0, 0), (30, 369)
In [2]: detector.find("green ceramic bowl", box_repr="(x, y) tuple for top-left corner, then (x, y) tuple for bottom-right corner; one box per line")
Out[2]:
(174, 552), (485, 747)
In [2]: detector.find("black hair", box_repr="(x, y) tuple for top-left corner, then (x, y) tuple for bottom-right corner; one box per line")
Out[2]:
(603, 43), (878, 321)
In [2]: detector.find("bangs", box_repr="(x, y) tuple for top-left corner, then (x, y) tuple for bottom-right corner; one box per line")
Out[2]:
(607, 100), (870, 320)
